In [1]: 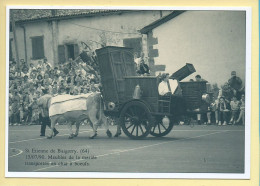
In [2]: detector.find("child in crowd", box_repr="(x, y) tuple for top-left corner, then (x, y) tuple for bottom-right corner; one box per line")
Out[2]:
(37, 60), (43, 69)
(53, 74), (60, 84)
(210, 97), (219, 124)
(43, 73), (52, 85)
(21, 66), (30, 78)
(36, 83), (43, 95)
(36, 74), (44, 86)
(28, 63), (36, 74)
(43, 58), (52, 70)
(43, 80), (52, 94)
(52, 82), (59, 96)
(22, 75), (30, 90)
(37, 67), (44, 77)
(82, 88), (89, 94)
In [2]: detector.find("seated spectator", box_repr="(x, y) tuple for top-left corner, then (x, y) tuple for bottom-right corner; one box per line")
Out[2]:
(29, 63), (36, 74)
(59, 79), (67, 88)
(236, 94), (245, 125)
(9, 70), (16, 80)
(218, 96), (230, 126)
(43, 57), (52, 69)
(52, 82), (59, 96)
(10, 61), (17, 73)
(29, 69), (37, 81)
(53, 74), (60, 84)
(43, 73), (52, 85)
(22, 75), (30, 90)
(43, 81), (52, 95)
(45, 64), (51, 75)
(82, 88), (89, 94)
(37, 60), (43, 69)
(59, 86), (66, 95)
(90, 79), (99, 92)
(36, 74), (44, 86)
(49, 69), (55, 79)
(53, 66), (60, 75)
(21, 66), (30, 78)
(229, 96), (240, 125)
(36, 83), (43, 95)
(37, 66), (44, 77)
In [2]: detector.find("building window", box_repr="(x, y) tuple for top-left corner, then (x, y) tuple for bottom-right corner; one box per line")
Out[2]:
(31, 36), (44, 60)
(58, 44), (79, 63)
(66, 44), (76, 60)
(123, 37), (142, 57)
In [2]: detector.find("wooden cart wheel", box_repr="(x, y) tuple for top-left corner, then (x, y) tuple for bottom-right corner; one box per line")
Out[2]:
(150, 116), (174, 137)
(120, 101), (153, 140)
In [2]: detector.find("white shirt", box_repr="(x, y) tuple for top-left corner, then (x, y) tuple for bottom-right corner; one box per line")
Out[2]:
(158, 79), (178, 96)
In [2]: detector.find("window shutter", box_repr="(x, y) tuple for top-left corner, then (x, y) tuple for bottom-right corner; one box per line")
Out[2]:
(74, 44), (79, 58)
(31, 36), (44, 59)
(58, 45), (65, 63)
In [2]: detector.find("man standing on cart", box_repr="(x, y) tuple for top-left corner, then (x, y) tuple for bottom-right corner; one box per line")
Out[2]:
(158, 73), (186, 124)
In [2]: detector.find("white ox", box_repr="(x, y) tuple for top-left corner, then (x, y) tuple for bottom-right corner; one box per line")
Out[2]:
(39, 92), (112, 139)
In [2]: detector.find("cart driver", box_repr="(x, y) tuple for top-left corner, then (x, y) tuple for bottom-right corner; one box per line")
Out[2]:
(158, 73), (181, 96)
(158, 73), (186, 123)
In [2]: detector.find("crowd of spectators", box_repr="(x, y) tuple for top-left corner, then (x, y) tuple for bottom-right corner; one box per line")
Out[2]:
(9, 57), (100, 126)
(197, 71), (245, 125)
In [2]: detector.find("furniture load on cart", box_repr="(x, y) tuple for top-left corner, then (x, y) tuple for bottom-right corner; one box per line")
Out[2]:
(96, 46), (211, 139)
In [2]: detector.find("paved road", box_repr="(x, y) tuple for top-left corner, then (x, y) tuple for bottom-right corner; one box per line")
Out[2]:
(8, 124), (245, 174)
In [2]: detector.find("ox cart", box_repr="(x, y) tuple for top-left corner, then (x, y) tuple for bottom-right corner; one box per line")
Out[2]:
(96, 46), (210, 139)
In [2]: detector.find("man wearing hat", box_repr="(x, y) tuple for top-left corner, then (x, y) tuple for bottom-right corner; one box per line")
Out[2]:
(228, 71), (244, 99)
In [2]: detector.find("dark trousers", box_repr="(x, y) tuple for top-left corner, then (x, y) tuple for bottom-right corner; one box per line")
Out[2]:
(219, 111), (228, 123)
(11, 112), (20, 124)
(231, 110), (239, 121)
(171, 95), (186, 121)
(40, 115), (58, 135)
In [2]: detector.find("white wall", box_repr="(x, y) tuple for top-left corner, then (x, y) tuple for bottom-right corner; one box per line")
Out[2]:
(15, 10), (173, 66)
(152, 11), (246, 87)
(17, 21), (54, 65)
(57, 11), (167, 50)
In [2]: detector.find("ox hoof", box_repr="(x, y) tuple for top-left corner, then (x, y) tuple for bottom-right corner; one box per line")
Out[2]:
(73, 133), (78, 137)
(114, 132), (121, 137)
(68, 135), (74, 139)
(47, 136), (53, 139)
(54, 131), (59, 137)
(89, 133), (97, 139)
(106, 130), (112, 138)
